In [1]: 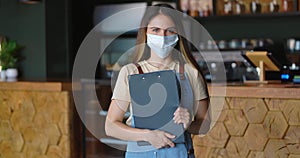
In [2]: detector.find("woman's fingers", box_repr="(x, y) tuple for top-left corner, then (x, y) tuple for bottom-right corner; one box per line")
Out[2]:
(164, 132), (176, 147)
(173, 107), (191, 129)
(146, 130), (175, 148)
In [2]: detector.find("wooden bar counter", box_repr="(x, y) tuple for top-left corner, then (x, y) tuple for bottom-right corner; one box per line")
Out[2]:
(1, 81), (300, 158)
(0, 81), (81, 158)
(194, 83), (300, 158)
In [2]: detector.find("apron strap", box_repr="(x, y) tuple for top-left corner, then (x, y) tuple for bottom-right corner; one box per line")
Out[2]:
(179, 62), (185, 80)
(135, 63), (144, 74)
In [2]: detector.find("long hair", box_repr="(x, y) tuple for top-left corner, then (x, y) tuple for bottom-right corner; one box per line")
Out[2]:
(133, 4), (204, 76)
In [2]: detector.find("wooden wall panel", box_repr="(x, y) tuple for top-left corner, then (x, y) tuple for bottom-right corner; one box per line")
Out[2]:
(193, 97), (300, 157)
(0, 90), (75, 158)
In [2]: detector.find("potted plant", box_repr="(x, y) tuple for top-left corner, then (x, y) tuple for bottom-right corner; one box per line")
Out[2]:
(0, 38), (23, 80)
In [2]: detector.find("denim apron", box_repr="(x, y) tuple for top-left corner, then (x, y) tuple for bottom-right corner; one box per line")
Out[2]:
(125, 67), (195, 158)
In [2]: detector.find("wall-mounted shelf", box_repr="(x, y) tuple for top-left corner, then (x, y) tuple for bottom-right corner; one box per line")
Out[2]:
(194, 11), (300, 21)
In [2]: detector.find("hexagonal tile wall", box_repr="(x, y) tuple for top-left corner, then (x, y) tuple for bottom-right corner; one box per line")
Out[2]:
(244, 124), (268, 151)
(263, 111), (288, 139)
(224, 109), (248, 136)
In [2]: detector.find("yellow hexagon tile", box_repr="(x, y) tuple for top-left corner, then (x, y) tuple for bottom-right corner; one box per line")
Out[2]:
(247, 151), (265, 158)
(244, 124), (268, 151)
(22, 127), (49, 155)
(20, 99), (36, 119)
(32, 93), (50, 112)
(264, 98), (286, 111)
(32, 113), (49, 131)
(0, 151), (24, 158)
(226, 97), (247, 109)
(210, 97), (229, 123)
(0, 100), (11, 120)
(194, 122), (229, 148)
(224, 109), (248, 136)
(57, 92), (70, 113)
(0, 120), (13, 141)
(207, 147), (229, 158)
(263, 111), (288, 138)
(264, 139), (289, 158)
(243, 98), (268, 124)
(58, 135), (70, 158)
(194, 146), (210, 158)
(226, 137), (250, 158)
(10, 110), (33, 132)
(22, 143), (41, 158)
(58, 113), (70, 135)
(9, 131), (24, 152)
(49, 105), (65, 124)
(6, 91), (26, 111)
(0, 140), (17, 154)
(0, 91), (6, 100)
(284, 126), (300, 154)
(33, 93), (65, 124)
(47, 145), (64, 158)
(44, 123), (61, 145)
(283, 100), (300, 125)
(0, 140), (13, 154)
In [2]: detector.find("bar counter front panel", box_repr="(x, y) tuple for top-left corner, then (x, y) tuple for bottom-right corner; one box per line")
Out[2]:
(0, 81), (300, 158)
(0, 81), (80, 158)
(195, 84), (300, 158)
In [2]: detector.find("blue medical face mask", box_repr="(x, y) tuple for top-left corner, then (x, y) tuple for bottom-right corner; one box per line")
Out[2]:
(146, 34), (179, 59)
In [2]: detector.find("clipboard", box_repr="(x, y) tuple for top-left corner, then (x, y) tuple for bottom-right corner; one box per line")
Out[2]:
(128, 70), (185, 146)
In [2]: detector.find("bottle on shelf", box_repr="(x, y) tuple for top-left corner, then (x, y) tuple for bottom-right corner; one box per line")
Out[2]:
(224, 0), (234, 15)
(250, 0), (262, 14)
(189, 0), (199, 17)
(197, 0), (204, 17)
(180, 0), (189, 15)
(197, 0), (212, 17)
(269, 0), (280, 13)
(282, 0), (294, 12)
(203, 4), (212, 17)
(234, 0), (246, 14)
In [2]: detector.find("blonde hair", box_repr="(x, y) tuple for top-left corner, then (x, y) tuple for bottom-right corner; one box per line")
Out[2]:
(133, 4), (204, 74)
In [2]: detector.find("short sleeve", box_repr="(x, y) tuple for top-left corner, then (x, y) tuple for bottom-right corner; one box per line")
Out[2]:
(111, 66), (131, 102)
(185, 64), (208, 101)
(194, 72), (208, 100)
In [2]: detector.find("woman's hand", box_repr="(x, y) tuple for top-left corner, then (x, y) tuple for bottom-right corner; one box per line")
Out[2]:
(173, 107), (191, 129)
(145, 130), (175, 149)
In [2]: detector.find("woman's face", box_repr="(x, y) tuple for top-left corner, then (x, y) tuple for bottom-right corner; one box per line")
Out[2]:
(146, 14), (177, 36)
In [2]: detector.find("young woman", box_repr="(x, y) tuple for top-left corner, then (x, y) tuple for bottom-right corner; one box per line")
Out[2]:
(105, 4), (210, 158)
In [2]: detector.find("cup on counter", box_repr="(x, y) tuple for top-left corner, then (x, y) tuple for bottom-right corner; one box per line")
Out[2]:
(228, 39), (240, 49)
(286, 38), (296, 52)
(286, 38), (300, 53)
(241, 39), (249, 49)
(218, 40), (227, 49)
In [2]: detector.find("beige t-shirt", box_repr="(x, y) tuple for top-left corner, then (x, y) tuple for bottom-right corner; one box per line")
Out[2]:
(111, 60), (208, 125)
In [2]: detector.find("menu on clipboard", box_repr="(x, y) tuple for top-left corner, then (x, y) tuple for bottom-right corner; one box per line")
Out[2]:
(128, 70), (185, 146)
